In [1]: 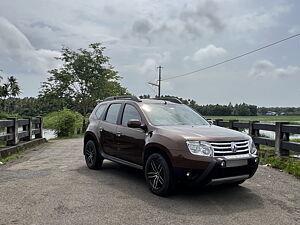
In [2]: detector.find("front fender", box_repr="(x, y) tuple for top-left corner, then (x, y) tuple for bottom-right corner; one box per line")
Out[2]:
(143, 142), (174, 165)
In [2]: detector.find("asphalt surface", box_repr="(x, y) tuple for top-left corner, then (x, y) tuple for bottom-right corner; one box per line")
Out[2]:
(0, 138), (299, 225)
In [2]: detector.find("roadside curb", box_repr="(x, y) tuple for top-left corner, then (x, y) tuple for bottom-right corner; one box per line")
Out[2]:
(0, 138), (47, 159)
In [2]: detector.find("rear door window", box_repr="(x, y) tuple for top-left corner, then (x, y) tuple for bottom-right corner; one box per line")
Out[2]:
(105, 104), (121, 124)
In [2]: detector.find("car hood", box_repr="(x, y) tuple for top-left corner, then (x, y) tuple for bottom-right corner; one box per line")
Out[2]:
(157, 125), (250, 142)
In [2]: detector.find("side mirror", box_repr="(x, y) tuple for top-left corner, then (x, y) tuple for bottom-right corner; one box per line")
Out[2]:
(127, 119), (147, 131)
(127, 119), (142, 128)
(207, 120), (213, 125)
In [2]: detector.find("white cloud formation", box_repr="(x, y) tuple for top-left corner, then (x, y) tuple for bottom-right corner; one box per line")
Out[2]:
(249, 60), (300, 79)
(227, 3), (291, 41)
(0, 0), (299, 105)
(140, 58), (157, 75)
(128, 0), (225, 43)
(184, 44), (226, 62)
(288, 25), (300, 34)
(0, 17), (61, 74)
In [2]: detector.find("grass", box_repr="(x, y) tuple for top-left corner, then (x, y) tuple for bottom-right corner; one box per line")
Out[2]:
(206, 115), (300, 124)
(0, 151), (25, 164)
(259, 145), (300, 177)
(293, 139), (300, 143)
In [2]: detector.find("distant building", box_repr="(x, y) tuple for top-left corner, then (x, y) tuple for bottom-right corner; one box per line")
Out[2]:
(266, 111), (277, 116)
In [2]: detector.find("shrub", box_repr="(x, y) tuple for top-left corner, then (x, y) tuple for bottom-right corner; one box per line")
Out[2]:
(0, 111), (9, 119)
(259, 148), (300, 177)
(44, 108), (83, 137)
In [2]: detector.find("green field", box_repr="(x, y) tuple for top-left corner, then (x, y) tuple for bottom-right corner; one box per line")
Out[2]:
(205, 115), (300, 124)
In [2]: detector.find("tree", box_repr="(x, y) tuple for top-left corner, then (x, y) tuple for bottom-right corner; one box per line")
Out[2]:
(0, 75), (21, 113)
(139, 94), (150, 99)
(40, 43), (129, 116)
(249, 105), (258, 116)
(233, 103), (251, 116)
(7, 76), (21, 98)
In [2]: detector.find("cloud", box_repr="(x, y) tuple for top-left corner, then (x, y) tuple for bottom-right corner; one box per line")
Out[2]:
(0, 17), (60, 74)
(179, 0), (224, 33)
(129, 0), (225, 42)
(288, 25), (300, 34)
(227, 3), (291, 40)
(132, 19), (152, 36)
(140, 58), (157, 75)
(0, 0), (299, 105)
(184, 44), (226, 62)
(249, 60), (300, 78)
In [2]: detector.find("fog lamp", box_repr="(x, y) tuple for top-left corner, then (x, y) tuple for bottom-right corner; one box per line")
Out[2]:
(220, 160), (226, 167)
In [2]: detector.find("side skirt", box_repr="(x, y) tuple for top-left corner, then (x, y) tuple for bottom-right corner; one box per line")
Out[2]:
(100, 151), (143, 170)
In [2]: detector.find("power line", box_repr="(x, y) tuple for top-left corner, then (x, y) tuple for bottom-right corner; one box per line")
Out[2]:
(162, 33), (300, 81)
(145, 82), (157, 95)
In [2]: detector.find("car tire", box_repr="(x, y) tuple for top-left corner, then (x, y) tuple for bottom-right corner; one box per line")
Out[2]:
(145, 153), (175, 196)
(84, 140), (103, 170)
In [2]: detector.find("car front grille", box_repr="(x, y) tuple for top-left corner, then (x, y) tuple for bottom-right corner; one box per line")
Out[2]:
(210, 140), (250, 156)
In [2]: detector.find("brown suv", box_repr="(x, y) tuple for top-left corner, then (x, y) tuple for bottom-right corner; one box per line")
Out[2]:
(84, 96), (259, 196)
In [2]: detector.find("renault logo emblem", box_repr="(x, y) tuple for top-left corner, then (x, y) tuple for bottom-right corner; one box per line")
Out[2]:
(231, 142), (237, 153)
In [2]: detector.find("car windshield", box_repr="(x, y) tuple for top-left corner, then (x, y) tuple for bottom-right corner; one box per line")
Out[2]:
(141, 103), (209, 126)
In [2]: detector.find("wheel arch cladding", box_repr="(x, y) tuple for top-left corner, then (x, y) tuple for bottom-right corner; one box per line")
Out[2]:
(83, 132), (98, 154)
(143, 143), (174, 169)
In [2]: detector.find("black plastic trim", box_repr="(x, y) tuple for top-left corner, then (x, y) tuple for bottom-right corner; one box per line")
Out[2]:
(104, 95), (142, 102)
(101, 152), (143, 170)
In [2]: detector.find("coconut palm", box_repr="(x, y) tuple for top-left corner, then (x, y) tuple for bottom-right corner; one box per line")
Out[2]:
(7, 76), (21, 97)
(0, 76), (21, 113)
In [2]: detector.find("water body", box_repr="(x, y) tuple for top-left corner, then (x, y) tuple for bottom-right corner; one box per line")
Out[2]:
(43, 129), (57, 140)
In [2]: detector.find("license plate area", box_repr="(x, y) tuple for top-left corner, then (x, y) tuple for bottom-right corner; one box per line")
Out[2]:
(226, 159), (248, 167)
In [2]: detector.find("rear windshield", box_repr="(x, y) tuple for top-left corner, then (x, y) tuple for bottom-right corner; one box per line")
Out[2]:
(141, 103), (209, 126)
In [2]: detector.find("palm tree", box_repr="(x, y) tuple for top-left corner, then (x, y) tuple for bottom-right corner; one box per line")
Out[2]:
(5, 76), (21, 113)
(0, 74), (21, 113)
(0, 75), (4, 98)
(8, 76), (21, 97)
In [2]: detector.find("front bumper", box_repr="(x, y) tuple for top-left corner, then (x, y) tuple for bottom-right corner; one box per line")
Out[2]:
(174, 154), (259, 185)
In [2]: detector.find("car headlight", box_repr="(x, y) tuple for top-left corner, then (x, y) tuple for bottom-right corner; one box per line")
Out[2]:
(186, 141), (213, 157)
(249, 139), (257, 154)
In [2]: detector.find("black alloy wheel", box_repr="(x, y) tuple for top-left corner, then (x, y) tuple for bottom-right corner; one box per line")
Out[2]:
(84, 140), (103, 170)
(145, 153), (175, 196)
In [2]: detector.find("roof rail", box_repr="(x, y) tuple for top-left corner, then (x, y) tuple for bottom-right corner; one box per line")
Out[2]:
(153, 97), (182, 104)
(103, 95), (142, 102)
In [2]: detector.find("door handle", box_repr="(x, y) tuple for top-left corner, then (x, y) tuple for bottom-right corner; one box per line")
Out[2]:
(116, 132), (121, 137)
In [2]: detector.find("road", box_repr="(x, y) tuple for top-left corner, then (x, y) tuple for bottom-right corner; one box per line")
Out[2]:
(0, 138), (299, 225)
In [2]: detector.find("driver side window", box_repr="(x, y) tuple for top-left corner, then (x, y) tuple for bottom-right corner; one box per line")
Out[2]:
(122, 104), (141, 126)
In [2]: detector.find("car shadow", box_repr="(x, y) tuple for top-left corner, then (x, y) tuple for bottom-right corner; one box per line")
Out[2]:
(76, 160), (264, 216)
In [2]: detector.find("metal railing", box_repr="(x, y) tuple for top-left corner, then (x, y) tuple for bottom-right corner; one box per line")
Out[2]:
(209, 119), (300, 157)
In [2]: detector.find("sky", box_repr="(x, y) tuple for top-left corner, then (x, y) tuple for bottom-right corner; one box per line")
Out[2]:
(0, 0), (299, 106)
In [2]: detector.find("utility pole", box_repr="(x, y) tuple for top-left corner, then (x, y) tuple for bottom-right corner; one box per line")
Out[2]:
(148, 65), (163, 97)
(157, 65), (162, 97)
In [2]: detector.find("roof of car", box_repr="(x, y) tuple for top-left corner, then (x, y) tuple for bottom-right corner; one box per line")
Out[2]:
(102, 96), (182, 104)
(139, 99), (178, 104)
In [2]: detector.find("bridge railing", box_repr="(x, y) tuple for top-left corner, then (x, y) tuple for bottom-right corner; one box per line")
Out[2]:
(0, 117), (43, 146)
(208, 119), (300, 157)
